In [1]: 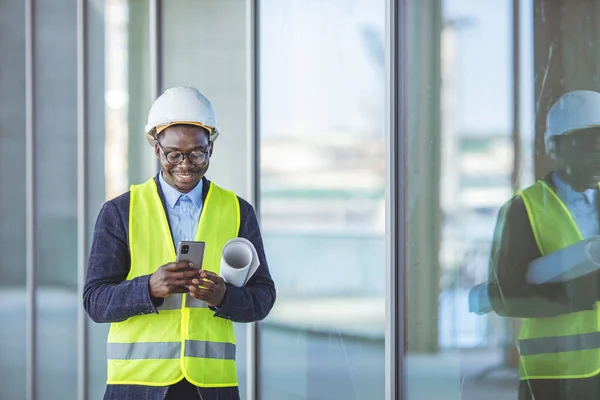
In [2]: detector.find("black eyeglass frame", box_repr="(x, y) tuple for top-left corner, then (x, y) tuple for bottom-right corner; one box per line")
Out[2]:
(156, 141), (211, 166)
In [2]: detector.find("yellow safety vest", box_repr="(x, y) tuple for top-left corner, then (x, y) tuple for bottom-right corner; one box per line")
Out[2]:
(106, 178), (240, 387)
(518, 180), (600, 380)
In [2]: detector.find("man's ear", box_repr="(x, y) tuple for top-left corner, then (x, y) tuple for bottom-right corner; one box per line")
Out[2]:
(155, 143), (161, 159)
(209, 141), (214, 157)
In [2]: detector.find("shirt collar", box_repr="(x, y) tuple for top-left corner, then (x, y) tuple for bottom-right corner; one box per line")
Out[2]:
(158, 172), (203, 209)
(552, 171), (597, 205)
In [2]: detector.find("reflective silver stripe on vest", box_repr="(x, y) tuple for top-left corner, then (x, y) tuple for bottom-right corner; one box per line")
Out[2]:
(157, 294), (181, 311)
(107, 341), (235, 360)
(107, 342), (181, 360)
(185, 295), (209, 309)
(519, 331), (600, 356)
(185, 340), (236, 360)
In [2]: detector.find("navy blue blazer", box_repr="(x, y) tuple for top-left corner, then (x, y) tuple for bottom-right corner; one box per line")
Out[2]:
(83, 175), (276, 400)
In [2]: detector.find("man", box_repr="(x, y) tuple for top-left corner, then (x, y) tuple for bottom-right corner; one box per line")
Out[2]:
(488, 90), (600, 400)
(83, 86), (276, 400)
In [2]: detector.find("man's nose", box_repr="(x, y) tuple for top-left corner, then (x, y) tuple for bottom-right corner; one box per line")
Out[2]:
(180, 155), (193, 168)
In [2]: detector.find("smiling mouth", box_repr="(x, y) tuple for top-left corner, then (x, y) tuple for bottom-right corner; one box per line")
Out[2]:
(174, 172), (199, 183)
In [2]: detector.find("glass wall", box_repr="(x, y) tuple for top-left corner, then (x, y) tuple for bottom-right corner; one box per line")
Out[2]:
(87, 0), (110, 397)
(403, 0), (522, 398)
(124, 0), (153, 188)
(6, 0), (597, 399)
(33, 0), (79, 398)
(258, 0), (386, 398)
(402, 0), (600, 399)
(0, 1), (26, 399)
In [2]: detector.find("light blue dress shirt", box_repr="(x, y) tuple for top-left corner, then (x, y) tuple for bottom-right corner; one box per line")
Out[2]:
(158, 172), (203, 246)
(552, 172), (600, 239)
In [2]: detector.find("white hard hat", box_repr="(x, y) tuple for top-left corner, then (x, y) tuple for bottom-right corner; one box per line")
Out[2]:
(144, 86), (220, 146)
(545, 90), (600, 156)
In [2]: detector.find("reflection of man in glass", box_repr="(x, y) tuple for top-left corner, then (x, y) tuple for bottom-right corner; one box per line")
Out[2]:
(488, 90), (600, 400)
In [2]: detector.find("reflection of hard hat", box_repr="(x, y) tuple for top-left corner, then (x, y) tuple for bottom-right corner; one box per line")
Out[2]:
(144, 86), (220, 146)
(545, 90), (600, 156)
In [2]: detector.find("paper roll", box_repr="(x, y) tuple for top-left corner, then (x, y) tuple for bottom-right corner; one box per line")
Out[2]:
(585, 238), (600, 265)
(527, 235), (600, 284)
(220, 238), (260, 287)
(470, 236), (600, 315)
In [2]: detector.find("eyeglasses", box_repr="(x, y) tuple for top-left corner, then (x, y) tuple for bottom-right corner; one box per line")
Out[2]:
(157, 142), (210, 166)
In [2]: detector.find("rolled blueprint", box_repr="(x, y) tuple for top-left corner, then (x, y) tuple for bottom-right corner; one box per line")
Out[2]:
(469, 235), (600, 314)
(220, 238), (260, 287)
(527, 235), (600, 284)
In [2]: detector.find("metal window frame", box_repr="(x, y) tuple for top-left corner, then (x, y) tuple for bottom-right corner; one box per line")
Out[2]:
(76, 0), (89, 399)
(385, 0), (406, 399)
(25, 0), (37, 398)
(246, 0), (261, 399)
(149, 0), (162, 101)
(150, 0), (162, 173)
(512, 0), (521, 190)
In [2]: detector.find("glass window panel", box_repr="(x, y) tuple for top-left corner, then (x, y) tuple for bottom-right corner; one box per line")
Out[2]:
(86, 0), (112, 398)
(125, 0), (153, 187)
(0, 1), (27, 399)
(34, 1), (78, 398)
(259, 0), (386, 398)
(400, 0), (600, 399)
(405, 0), (518, 397)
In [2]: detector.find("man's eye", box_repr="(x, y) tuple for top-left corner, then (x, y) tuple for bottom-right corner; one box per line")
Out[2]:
(166, 152), (183, 162)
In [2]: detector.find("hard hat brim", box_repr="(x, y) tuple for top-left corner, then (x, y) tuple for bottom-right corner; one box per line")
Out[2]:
(545, 124), (600, 157)
(145, 128), (220, 146)
(155, 121), (213, 135)
(563, 124), (600, 136)
(546, 123), (600, 142)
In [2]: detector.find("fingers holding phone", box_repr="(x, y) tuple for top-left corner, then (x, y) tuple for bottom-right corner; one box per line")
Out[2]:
(149, 241), (206, 299)
(189, 270), (227, 307)
(149, 261), (198, 298)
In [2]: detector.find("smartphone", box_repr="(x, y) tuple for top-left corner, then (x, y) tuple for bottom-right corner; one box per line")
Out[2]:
(176, 241), (206, 270)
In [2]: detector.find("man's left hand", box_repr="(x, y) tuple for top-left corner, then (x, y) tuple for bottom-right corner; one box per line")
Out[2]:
(189, 270), (227, 307)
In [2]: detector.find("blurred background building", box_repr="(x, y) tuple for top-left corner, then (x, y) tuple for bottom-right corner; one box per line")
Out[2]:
(0, 0), (598, 399)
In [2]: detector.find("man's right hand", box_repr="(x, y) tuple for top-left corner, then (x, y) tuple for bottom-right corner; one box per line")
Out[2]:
(149, 261), (199, 298)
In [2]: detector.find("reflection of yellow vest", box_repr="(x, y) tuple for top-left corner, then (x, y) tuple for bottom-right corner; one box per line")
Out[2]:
(106, 178), (240, 387)
(518, 180), (600, 380)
